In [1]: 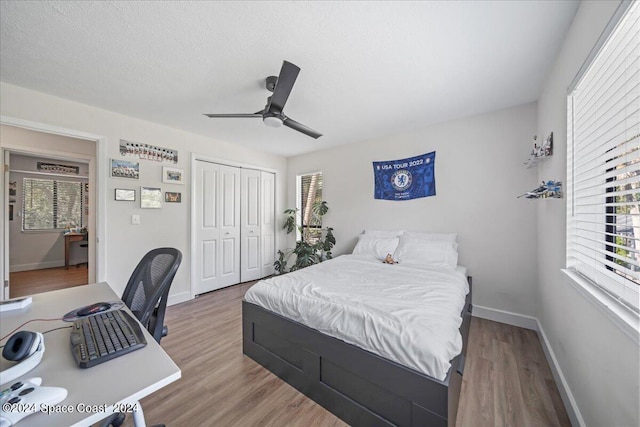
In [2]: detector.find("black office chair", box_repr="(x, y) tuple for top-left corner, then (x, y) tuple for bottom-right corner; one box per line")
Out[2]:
(121, 247), (182, 344)
(97, 248), (181, 427)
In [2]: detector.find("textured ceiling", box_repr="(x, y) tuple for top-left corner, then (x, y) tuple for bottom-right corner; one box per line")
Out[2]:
(0, 1), (579, 157)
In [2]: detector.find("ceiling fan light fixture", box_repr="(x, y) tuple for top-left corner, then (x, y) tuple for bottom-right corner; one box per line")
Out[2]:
(204, 60), (321, 138)
(263, 115), (283, 128)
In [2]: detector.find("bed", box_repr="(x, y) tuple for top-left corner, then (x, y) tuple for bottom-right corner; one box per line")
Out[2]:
(242, 233), (472, 427)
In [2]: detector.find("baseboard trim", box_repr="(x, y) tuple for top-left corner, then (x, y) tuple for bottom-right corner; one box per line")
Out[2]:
(168, 291), (191, 307)
(535, 319), (586, 427)
(473, 305), (584, 427)
(472, 304), (538, 330)
(10, 259), (89, 272)
(10, 261), (64, 272)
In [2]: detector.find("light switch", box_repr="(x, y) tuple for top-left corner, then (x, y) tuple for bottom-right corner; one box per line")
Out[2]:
(131, 214), (140, 225)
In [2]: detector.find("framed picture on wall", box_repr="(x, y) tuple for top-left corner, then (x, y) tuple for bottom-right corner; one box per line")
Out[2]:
(9, 181), (16, 203)
(37, 162), (79, 175)
(111, 159), (140, 179)
(140, 187), (162, 209)
(165, 192), (181, 203)
(162, 166), (184, 184)
(115, 188), (136, 201)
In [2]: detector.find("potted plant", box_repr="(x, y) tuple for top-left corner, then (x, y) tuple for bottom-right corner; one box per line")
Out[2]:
(274, 201), (335, 274)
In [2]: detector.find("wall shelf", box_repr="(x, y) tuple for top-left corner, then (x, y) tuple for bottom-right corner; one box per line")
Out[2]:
(524, 155), (551, 169)
(518, 180), (563, 199)
(520, 132), (560, 199)
(524, 132), (553, 168)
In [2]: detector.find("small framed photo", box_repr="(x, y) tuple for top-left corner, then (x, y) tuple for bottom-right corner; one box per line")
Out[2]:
(162, 166), (184, 184)
(115, 188), (136, 201)
(38, 162), (79, 175)
(111, 159), (140, 179)
(9, 181), (16, 203)
(140, 187), (162, 209)
(165, 192), (182, 203)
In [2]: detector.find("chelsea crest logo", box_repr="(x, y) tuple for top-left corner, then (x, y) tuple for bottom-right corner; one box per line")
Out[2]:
(391, 169), (412, 191)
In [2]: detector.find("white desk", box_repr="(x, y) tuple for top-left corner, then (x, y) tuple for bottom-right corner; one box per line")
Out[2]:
(0, 283), (181, 427)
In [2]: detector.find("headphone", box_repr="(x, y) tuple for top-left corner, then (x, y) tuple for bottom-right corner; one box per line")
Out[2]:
(1, 331), (45, 384)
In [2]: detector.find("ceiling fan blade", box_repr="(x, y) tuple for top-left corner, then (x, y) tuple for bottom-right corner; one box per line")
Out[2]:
(282, 116), (322, 139)
(203, 113), (262, 118)
(268, 61), (300, 112)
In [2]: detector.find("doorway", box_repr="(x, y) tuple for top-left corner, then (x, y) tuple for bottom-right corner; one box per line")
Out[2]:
(8, 152), (90, 297)
(1, 123), (100, 299)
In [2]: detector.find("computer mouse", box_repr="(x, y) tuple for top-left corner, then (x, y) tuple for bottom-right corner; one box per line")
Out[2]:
(76, 302), (112, 317)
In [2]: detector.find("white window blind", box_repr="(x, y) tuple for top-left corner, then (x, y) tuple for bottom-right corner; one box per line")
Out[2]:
(23, 177), (84, 231)
(567, 1), (640, 312)
(298, 172), (323, 243)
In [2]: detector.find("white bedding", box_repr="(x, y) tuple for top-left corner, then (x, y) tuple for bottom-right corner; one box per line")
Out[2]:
(244, 254), (469, 380)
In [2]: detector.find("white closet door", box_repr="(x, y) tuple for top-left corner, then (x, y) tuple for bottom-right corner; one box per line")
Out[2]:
(219, 165), (241, 288)
(194, 161), (240, 295)
(194, 161), (221, 295)
(241, 169), (261, 282)
(260, 171), (275, 278)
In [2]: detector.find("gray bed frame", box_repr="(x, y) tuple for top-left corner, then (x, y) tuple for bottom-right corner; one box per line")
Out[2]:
(242, 277), (472, 427)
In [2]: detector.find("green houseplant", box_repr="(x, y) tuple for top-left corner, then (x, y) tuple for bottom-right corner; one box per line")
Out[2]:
(274, 201), (335, 274)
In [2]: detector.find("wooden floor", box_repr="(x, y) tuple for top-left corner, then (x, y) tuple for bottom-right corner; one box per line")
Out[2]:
(456, 318), (571, 427)
(125, 281), (570, 427)
(9, 265), (88, 298)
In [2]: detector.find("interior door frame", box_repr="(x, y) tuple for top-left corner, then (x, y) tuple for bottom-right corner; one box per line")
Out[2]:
(190, 152), (277, 299)
(0, 115), (107, 299)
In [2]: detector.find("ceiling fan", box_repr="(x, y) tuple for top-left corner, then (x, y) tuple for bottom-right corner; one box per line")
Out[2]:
(204, 60), (322, 139)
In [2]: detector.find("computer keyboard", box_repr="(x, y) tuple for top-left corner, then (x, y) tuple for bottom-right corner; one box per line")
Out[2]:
(70, 309), (147, 368)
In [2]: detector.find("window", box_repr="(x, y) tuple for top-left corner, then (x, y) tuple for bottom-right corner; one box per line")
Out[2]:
(22, 177), (84, 231)
(297, 172), (323, 243)
(566, 1), (639, 312)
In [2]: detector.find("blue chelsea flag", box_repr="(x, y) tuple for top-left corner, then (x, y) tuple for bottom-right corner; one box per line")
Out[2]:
(373, 152), (436, 201)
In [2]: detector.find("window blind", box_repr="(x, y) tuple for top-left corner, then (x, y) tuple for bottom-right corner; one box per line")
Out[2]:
(23, 177), (84, 231)
(567, 1), (639, 311)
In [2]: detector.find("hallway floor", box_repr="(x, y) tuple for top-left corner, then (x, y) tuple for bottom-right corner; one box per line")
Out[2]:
(9, 265), (88, 298)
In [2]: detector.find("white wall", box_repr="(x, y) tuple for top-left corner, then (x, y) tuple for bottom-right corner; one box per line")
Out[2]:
(0, 82), (288, 304)
(8, 151), (89, 271)
(287, 102), (539, 317)
(536, 1), (639, 426)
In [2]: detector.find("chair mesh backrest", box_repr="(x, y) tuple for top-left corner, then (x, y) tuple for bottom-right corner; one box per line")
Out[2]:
(122, 248), (182, 327)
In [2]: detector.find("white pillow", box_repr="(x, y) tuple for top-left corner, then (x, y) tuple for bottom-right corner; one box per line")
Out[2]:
(352, 235), (400, 260)
(403, 231), (458, 243)
(393, 237), (458, 269)
(364, 229), (404, 238)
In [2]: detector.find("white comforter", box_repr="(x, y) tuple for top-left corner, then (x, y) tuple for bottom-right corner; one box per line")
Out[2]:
(244, 255), (469, 381)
